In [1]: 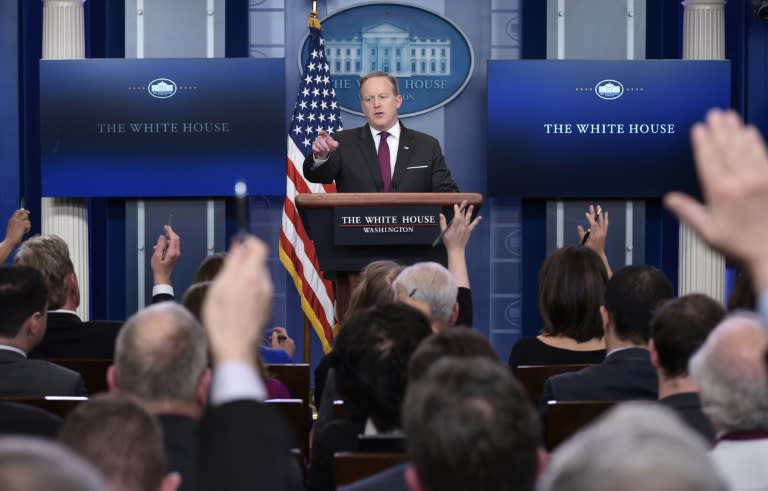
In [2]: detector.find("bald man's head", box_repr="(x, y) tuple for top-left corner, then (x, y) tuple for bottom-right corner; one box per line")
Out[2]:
(113, 302), (209, 405)
(690, 312), (768, 432)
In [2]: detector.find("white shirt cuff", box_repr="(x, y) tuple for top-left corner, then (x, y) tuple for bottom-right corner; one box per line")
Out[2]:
(152, 284), (174, 297)
(312, 156), (329, 169)
(759, 290), (768, 331)
(210, 362), (266, 406)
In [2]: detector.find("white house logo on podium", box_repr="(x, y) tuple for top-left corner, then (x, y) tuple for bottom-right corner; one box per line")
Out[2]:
(148, 78), (177, 99)
(595, 80), (624, 100)
(300, 3), (474, 117)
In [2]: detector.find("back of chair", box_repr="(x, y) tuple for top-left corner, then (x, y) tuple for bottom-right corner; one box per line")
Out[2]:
(266, 399), (309, 457)
(332, 400), (347, 421)
(267, 364), (310, 406)
(0, 396), (87, 419)
(47, 358), (111, 395)
(334, 452), (408, 488)
(546, 400), (617, 451)
(357, 435), (406, 453)
(514, 364), (594, 405)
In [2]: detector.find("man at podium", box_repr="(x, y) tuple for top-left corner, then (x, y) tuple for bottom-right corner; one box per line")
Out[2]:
(303, 71), (459, 193)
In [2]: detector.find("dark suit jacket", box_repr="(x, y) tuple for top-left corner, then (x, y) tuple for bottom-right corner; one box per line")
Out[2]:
(29, 312), (123, 358)
(198, 400), (300, 491)
(0, 349), (87, 397)
(308, 418), (367, 491)
(28, 312), (122, 359)
(539, 348), (658, 404)
(338, 462), (409, 491)
(0, 401), (62, 438)
(158, 414), (198, 491)
(659, 392), (715, 444)
(539, 348), (657, 437)
(302, 123), (459, 193)
(30, 292), (172, 359)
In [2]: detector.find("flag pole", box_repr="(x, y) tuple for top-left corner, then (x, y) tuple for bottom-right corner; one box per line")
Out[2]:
(304, 0), (319, 365)
(309, 1), (320, 28)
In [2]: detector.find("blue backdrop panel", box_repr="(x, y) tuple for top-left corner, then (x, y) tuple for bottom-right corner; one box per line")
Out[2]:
(0, 0), (20, 257)
(40, 58), (285, 197)
(487, 60), (730, 198)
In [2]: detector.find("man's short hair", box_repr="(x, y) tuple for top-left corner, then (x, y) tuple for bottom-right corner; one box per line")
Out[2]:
(537, 402), (725, 491)
(59, 393), (167, 491)
(0, 436), (104, 491)
(359, 71), (400, 96)
(650, 294), (725, 377)
(13, 235), (74, 310)
(392, 262), (457, 324)
(604, 265), (674, 344)
(404, 358), (539, 491)
(407, 327), (498, 382)
(0, 265), (48, 338)
(331, 303), (431, 432)
(115, 302), (208, 404)
(689, 312), (768, 432)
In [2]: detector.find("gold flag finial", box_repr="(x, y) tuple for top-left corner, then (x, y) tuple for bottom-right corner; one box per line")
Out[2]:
(309, 1), (320, 29)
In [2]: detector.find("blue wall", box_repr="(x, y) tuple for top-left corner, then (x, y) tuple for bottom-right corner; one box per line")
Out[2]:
(1, 0), (20, 263)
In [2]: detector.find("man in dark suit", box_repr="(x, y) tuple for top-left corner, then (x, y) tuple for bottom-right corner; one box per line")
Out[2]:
(197, 235), (301, 491)
(59, 393), (181, 491)
(540, 265), (674, 428)
(649, 294), (724, 443)
(402, 358), (541, 491)
(303, 71), (459, 193)
(0, 265), (86, 397)
(14, 226), (180, 358)
(108, 301), (210, 491)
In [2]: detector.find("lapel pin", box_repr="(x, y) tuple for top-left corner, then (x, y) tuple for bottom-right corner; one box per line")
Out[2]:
(403, 146), (410, 150)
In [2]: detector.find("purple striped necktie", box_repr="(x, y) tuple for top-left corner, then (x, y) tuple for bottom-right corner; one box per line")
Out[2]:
(378, 131), (391, 192)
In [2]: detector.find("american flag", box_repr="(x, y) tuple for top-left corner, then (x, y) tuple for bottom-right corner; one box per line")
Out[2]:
(278, 16), (342, 353)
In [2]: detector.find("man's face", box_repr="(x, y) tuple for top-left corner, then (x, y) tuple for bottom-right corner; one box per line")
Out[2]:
(360, 76), (403, 131)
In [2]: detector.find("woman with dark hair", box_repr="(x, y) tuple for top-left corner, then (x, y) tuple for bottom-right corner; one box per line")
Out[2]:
(313, 260), (402, 413)
(307, 304), (432, 491)
(508, 245), (608, 367)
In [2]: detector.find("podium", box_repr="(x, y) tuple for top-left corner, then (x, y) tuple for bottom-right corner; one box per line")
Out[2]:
(295, 192), (483, 321)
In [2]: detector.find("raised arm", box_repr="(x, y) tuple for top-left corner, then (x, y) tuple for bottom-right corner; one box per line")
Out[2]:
(440, 200), (482, 289)
(577, 204), (612, 278)
(0, 209), (31, 264)
(664, 109), (768, 326)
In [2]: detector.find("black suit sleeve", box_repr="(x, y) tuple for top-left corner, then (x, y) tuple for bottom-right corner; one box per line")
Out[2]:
(199, 400), (297, 491)
(428, 138), (459, 192)
(303, 152), (340, 185)
(151, 293), (175, 304)
(455, 287), (473, 327)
